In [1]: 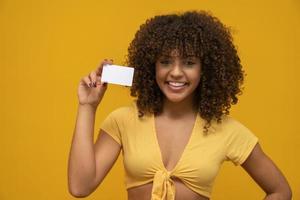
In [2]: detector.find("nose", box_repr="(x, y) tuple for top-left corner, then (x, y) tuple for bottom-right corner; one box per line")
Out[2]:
(170, 63), (184, 78)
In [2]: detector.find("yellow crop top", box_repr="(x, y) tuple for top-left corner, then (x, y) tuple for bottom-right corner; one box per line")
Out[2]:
(100, 102), (258, 199)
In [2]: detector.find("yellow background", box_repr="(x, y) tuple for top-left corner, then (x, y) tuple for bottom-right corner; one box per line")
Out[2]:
(1, 0), (299, 199)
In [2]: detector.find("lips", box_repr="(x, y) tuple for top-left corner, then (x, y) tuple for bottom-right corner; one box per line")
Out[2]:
(168, 81), (186, 87)
(166, 81), (188, 91)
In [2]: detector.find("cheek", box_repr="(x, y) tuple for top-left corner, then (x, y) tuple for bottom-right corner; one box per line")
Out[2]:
(155, 68), (167, 82)
(189, 70), (201, 83)
(155, 72), (161, 83)
(155, 72), (165, 89)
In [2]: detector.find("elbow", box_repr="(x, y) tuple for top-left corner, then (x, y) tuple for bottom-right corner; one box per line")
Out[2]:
(285, 187), (293, 200)
(69, 187), (91, 198)
(282, 182), (293, 200)
(68, 183), (92, 198)
(265, 187), (293, 200)
(279, 190), (292, 200)
(67, 172), (98, 198)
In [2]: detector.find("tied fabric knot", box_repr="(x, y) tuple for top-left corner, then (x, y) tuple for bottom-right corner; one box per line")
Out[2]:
(151, 170), (175, 200)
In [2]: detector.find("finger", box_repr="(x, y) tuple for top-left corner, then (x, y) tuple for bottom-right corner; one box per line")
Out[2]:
(99, 81), (108, 89)
(102, 82), (108, 87)
(83, 76), (92, 88)
(89, 71), (98, 87)
(95, 59), (107, 76)
(95, 58), (113, 76)
(108, 58), (114, 65)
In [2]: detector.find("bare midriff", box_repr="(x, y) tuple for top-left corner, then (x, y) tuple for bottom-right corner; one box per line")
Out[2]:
(127, 177), (209, 200)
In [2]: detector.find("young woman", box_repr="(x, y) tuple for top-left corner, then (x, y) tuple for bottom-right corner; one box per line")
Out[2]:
(68, 11), (292, 200)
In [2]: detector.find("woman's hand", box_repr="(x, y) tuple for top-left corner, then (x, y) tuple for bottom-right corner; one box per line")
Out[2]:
(77, 59), (113, 108)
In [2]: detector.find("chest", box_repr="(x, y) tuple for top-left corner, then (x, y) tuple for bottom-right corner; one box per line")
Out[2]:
(123, 114), (225, 186)
(154, 117), (196, 171)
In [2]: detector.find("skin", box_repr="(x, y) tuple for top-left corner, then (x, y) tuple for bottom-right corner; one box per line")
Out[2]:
(155, 50), (201, 108)
(68, 57), (292, 199)
(241, 144), (292, 199)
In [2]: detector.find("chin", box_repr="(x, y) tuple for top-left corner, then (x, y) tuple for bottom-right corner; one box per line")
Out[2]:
(164, 94), (189, 103)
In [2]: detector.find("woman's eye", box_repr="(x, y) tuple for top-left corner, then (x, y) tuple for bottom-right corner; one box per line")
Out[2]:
(160, 60), (171, 65)
(185, 61), (196, 66)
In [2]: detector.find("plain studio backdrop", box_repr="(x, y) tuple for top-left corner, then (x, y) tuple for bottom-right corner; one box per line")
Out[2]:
(0, 0), (299, 199)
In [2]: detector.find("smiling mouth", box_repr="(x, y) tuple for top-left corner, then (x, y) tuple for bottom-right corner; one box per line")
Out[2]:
(166, 81), (188, 86)
(165, 81), (189, 91)
(169, 81), (185, 86)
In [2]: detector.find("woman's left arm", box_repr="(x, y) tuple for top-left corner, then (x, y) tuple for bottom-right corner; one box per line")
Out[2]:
(241, 143), (292, 200)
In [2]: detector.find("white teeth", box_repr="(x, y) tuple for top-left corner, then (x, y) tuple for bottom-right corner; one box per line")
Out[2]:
(168, 82), (186, 87)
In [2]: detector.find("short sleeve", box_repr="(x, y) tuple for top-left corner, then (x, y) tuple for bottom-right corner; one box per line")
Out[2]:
(225, 119), (259, 166)
(100, 110), (122, 145)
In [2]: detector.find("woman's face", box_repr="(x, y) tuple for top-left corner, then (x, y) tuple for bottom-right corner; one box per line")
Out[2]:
(155, 50), (201, 104)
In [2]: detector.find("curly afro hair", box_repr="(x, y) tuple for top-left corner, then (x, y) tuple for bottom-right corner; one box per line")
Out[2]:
(126, 10), (245, 133)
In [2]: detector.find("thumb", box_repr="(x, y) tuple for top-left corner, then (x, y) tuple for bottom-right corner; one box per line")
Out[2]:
(96, 81), (107, 90)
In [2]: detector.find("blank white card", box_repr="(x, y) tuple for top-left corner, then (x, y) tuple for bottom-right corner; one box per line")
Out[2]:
(101, 64), (134, 86)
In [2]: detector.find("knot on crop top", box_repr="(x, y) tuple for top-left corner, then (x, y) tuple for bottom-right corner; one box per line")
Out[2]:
(151, 170), (175, 200)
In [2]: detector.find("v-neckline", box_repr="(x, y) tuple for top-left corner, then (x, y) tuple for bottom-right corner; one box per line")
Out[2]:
(152, 113), (199, 173)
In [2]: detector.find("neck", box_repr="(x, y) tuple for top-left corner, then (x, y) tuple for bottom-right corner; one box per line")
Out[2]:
(161, 96), (197, 119)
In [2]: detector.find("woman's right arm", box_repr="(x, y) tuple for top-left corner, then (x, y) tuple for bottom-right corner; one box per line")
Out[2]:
(67, 59), (122, 197)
